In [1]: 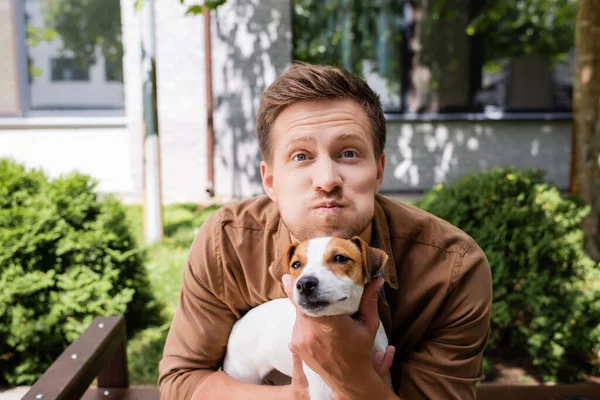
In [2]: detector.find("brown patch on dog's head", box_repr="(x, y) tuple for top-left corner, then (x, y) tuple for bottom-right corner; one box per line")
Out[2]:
(269, 241), (308, 283)
(350, 236), (389, 284)
(322, 237), (365, 286)
(269, 237), (388, 286)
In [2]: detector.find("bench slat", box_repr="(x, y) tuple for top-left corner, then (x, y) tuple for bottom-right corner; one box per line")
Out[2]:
(22, 316), (127, 400)
(81, 387), (159, 400)
(476, 382), (600, 400)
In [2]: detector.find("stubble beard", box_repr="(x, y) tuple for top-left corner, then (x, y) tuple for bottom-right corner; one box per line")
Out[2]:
(282, 211), (372, 242)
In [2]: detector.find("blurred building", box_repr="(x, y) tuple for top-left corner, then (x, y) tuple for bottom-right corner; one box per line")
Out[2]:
(0, 0), (573, 203)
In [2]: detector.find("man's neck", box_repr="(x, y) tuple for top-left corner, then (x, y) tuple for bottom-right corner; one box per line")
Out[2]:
(358, 222), (373, 245)
(290, 222), (373, 244)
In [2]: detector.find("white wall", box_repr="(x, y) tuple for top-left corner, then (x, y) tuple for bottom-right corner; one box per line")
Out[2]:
(382, 119), (572, 192)
(120, 0), (209, 204)
(0, 122), (135, 199)
(211, 0), (293, 199)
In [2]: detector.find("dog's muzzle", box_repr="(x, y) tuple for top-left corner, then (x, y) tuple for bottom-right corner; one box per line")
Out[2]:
(296, 276), (330, 311)
(296, 276), (318, 295)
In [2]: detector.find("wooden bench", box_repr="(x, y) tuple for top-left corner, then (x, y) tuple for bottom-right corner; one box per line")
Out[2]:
(21, 316), (600, 399)
(22, 316), (158, 400)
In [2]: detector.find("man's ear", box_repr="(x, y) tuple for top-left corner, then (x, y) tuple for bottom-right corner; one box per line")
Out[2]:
(351, 236), (389, 284)
(260, 161), (276, 201)
(268, 242), (298, 282)
(376, 152), (386, 192)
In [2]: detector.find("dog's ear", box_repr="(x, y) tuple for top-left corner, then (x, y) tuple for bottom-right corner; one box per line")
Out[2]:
(268, 242), (298, 283)
(351, 236), (389, 284)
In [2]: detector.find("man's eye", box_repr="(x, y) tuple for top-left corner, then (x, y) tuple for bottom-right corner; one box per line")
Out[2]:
(291, 261), (302, 269)
(333, 254), (349, 263)
(293, 154), (307, 161)
(342, 151), (356, 158)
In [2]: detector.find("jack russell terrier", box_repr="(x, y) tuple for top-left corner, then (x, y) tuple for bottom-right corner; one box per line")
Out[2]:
(223, 236), (390, 399)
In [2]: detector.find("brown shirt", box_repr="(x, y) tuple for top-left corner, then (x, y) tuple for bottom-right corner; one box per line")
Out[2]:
(158, 194), (492, 399)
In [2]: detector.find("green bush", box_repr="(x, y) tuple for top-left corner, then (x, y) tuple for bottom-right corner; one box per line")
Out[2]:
(417, 167), (600, 382)
(0, 159), (164, 385)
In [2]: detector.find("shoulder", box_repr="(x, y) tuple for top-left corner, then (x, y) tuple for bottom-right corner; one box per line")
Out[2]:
(190, 194), (280, 261)
(376, 194), (474, 254)
(376, 194), (490, 291)
(186, 195), (280, 288)
(210, 195), (280, 232)
(190, 195), (279, 243)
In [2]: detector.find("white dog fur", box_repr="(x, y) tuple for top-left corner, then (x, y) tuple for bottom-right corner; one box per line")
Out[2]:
(223, 236), (390, 399)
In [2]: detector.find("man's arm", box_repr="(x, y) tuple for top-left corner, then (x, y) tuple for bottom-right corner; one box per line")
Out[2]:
(189, 371), (291, 399)
(395, 241), (493, 400)
(190, 350), (313, 400)
(158, 213), (293, 399)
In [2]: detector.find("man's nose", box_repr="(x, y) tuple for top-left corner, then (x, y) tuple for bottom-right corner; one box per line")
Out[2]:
(296, 276), (319, 295)
(312, 158), (342, 193)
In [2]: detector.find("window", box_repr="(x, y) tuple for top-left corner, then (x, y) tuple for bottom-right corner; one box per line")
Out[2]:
(292, 0), (576, 114)
(0, 0), (125, 115)
(105, 58), (124, 83)
(292, 0), (406, 113)
(51, 58), (89, 82)
(411, 0), (575, 113)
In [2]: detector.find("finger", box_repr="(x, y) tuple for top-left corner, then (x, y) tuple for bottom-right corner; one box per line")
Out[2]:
(373, 345), (395, 378)
(284, 274), (306, 321)
(289, 343), (309, 386)
(358, 276), (384, 329)
(283, 274), (294, 300)
(285, 275), (313, 325)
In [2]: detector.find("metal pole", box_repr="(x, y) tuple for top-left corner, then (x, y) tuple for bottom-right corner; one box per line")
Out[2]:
(140, 0), (163, 244)
(204, 6), (215, 197)
(13, 0), (30, 116)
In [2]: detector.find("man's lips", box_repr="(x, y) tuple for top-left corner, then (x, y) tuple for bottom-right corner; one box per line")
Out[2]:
(313, 202), (344, 209)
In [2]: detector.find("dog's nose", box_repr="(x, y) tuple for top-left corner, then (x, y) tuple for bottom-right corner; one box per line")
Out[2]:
(296, 276), (318, 295)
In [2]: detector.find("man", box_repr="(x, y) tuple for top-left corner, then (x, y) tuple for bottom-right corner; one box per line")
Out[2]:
(158, 63), (492, 399)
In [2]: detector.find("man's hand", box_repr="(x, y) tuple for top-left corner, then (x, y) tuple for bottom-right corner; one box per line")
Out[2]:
(374, 345), (396, 379)
(282, 344), (311, 399)
(283, 274), (396, 398)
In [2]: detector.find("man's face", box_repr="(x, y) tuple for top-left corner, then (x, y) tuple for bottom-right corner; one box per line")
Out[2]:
(260, 99), (385, 241)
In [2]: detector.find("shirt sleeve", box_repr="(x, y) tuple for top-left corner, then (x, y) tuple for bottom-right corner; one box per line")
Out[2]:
(158, 211), (236, 400)
(396, 241), (492, 400)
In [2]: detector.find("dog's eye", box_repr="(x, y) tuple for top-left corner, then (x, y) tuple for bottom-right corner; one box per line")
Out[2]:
(291, 261), (302, 269)
(333, 254), (349, 263)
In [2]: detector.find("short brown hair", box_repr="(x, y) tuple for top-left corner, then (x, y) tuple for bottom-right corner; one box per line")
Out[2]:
(256, 62), (386, 163)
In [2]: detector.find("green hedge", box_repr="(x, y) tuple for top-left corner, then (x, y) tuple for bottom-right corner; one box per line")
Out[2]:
(417, 167), (600, 382)
(0, 159), (164, 385)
